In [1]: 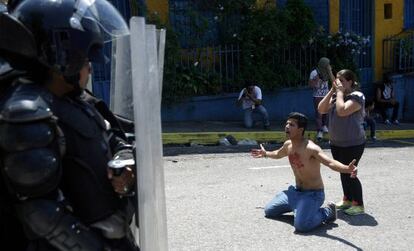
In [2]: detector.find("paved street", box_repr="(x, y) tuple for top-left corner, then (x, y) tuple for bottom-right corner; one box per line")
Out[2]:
(163, 139), (414, 250)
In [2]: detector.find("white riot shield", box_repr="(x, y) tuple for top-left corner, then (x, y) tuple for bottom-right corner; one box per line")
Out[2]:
(156, 29), (166, 96)
(110, 33), (133, 119)
(129, 17), (168, 251)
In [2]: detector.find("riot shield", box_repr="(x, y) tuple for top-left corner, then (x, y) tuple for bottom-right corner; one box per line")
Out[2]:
(130, 17), (168, 251)
(110, 33), (134, 119)
(110, 16), (168, 250)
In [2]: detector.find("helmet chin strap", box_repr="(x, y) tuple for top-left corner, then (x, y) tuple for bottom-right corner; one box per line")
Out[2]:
(63, 73), (83, 96)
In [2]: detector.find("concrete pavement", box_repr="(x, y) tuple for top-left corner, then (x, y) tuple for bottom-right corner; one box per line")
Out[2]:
(163, 144), (414, 250)
(160, 122), (414, 250)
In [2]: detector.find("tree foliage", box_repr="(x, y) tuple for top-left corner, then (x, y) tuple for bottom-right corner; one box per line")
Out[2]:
(148, 0), (367, 103)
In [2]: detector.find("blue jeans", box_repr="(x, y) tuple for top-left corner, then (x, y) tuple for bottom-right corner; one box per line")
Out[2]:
(264, 185), (330, 232)
(244, 105), (270, 128)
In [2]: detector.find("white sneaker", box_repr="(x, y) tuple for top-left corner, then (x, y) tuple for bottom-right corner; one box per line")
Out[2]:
(321, 126), (329, 133)
(316, 131), (323, 140)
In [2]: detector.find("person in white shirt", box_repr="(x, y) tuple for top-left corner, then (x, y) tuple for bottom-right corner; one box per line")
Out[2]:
(309, 57), (331, 140)
(237, 83), (270, 129)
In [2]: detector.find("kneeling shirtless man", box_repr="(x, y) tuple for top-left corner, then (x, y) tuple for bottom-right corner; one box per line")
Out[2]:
(251, 112), (357, 232)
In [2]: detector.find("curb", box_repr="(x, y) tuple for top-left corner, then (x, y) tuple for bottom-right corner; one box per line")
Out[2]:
(162, 130), (414, 145)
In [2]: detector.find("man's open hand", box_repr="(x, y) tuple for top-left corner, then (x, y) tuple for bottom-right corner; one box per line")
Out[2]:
(251, 144), (267, 158)
(348, 159), (358, 178)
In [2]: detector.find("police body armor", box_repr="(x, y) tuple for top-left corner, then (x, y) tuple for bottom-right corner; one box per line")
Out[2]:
(0, 0), (137, 249)
(0, 77), (135, 250)
(53, 90), (122, 223)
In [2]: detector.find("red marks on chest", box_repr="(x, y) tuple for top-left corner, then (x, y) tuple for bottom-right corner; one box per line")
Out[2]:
(288, 152), (304, 169)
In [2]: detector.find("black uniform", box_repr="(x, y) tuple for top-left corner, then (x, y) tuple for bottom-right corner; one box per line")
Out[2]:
(0, 76), (137, 251)
(0, 0), (138, 250)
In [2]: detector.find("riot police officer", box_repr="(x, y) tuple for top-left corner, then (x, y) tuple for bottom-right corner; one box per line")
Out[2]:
(0, 0), (139, 250)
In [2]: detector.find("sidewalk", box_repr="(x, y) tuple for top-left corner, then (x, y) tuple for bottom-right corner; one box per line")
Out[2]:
(161, 120), (414, 145)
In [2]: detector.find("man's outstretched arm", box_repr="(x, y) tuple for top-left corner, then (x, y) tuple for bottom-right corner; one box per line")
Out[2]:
(251, 142), (288, 159)
(312, 146), (357, 177)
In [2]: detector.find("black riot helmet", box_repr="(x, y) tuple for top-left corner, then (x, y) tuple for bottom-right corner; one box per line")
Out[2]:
(0, 0), (129, 85)
(0, 2), (6, 13)
(4, 0), (23, 11)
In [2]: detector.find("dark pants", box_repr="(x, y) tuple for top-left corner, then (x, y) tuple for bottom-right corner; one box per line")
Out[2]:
(364, 117), (376, 138)
(330, 143), (365, 206)
(376, 101), (399, 121)
(313, 97), (328, 131)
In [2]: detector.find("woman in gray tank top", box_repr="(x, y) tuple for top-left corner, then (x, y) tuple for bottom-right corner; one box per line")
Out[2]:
(318, 69), (366, 216)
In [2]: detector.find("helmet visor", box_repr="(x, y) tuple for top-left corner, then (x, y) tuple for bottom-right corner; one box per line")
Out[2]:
(71, 0), (130, 43)
(0, 3), (6, 13)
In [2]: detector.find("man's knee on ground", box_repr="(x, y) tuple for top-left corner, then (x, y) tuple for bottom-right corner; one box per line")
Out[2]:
(264, 211), (278, 219)
(263, 205), (284, 218)
(294, 219), (316, 232)
(264, 206), (276, 218)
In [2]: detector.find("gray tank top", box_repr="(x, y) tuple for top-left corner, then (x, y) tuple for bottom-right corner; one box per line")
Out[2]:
(328, 91), (366, 147)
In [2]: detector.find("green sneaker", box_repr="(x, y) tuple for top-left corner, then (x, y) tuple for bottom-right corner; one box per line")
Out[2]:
(335, 200), (352, 210)
(344, 205), (365, 215)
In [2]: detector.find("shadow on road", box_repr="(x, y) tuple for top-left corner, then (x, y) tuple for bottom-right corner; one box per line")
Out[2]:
(264, 214), (364, 251)
(310, 230), (363, 251)
(297, 222), (363, 250)
(338, 211), (378, 226)
(264, 214), (294, 226)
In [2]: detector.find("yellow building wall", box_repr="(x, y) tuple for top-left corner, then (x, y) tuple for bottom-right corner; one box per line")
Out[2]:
(329, 0), (404, 81)
(329, 0), (340, 33)
(374, 0), (404, 81)
(146, 0), (169, 23)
